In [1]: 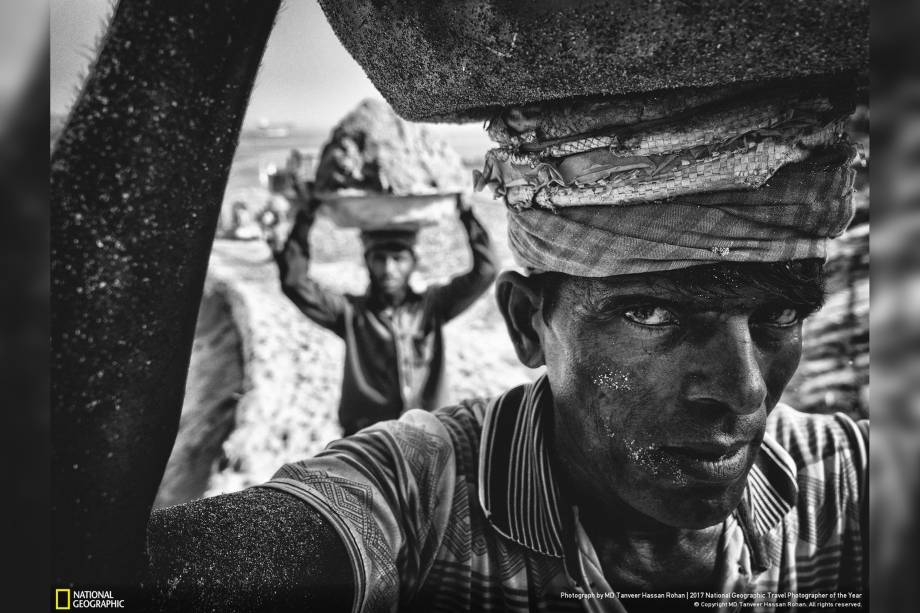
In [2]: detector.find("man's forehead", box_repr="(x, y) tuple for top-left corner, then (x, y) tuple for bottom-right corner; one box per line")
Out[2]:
(559, 266), (818, 310)
(596, 277), (764, 303)
(602, 269), (751, 293)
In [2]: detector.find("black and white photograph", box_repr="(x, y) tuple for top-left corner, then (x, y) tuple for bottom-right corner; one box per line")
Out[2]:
(30, 0), (914, 611)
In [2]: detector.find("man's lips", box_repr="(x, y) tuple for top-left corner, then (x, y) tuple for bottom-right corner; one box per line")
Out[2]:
(658, 440), (752, 482)
(663, 440), (748, 459)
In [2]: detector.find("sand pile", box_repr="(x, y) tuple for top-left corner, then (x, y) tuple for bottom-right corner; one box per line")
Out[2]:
(314, 98), (467, 197)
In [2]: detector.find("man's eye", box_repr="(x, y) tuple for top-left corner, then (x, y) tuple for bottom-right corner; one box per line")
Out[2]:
(623, 305), (679, 327)
(757, 307), (801, 327)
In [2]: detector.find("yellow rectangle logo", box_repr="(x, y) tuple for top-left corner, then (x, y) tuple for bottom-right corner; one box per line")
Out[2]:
(55, 588), (71, 610)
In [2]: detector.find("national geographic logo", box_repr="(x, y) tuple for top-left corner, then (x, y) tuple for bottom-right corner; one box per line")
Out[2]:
(54, 589), (70, 610)
(54, 589), (125, 609)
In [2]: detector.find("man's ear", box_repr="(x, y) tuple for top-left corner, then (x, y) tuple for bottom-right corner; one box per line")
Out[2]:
(495, 271), (546, 368)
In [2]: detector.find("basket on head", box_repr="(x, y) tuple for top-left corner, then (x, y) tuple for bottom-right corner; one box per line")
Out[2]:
(317, 192), (458, 232)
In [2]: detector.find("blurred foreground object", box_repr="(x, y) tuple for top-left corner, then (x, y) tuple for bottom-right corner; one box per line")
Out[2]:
(50, 0), (282, 587)
(870, 5), (920, 603)
(2, 46), (49, 611)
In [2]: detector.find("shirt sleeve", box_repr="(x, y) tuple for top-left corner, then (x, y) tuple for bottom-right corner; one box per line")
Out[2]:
(428, 210), (498, 322)
(275, 209), (349, 337)
(257, 410), (457, 613)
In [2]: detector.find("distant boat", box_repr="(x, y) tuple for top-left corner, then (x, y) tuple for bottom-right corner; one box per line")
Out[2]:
(254, 118), (294, 138)
(259, 125), (292, 139)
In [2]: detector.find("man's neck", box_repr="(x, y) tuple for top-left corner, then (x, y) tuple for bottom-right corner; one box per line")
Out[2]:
(554, 444), (724, 590)
(576, 503), (723, 592)
(369, 287), (409, 309)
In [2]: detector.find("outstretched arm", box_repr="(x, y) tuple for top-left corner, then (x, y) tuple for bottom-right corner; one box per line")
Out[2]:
(145, 488), (354, 612)
(431, 195), (499, 322)
(274, 206), (349, 336)
(51, 0), (283, 589)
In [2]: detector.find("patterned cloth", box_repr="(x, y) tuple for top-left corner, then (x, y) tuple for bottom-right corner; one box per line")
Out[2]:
(473, 83), (858, 277)
(507, 147), (857, 276)
(477, 86), (853, 210)
(258, 375), (867, 612)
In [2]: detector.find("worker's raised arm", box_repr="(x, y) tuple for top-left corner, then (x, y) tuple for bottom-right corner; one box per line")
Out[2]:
(430, 195), (499, 322)
(273, 206), (349, 337)
(50, 0), (282, 590)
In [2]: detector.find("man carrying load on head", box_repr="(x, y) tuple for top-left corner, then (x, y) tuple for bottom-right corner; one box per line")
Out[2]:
(274, 192), (497, 436)
(272, 100), (498, 435)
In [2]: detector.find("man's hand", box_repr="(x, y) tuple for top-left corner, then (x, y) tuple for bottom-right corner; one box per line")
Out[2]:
(456, 193), (473, 215)
(290, 206), (317, 249)
(274, 150), (316, 206)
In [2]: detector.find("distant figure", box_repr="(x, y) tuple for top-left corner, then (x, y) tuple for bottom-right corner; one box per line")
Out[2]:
(259, 194), (292, 253)
(228, 200), (262, 240)
(272, 194), (497, 435)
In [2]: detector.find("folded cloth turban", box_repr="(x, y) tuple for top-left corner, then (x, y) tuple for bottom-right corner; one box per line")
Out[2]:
(474, 81), (859, 276)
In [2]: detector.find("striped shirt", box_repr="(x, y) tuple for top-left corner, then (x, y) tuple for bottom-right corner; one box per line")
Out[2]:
(261, 376), (867, 612)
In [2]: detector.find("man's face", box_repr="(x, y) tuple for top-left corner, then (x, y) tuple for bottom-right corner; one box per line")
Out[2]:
(365, 247), (415, 298)
(536, 266), (820, 529)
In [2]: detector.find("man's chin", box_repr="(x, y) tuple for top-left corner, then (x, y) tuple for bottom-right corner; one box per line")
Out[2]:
(373, 282), (408, 298)
(645, 484), (747, 529)
(657, 508), (733, 530)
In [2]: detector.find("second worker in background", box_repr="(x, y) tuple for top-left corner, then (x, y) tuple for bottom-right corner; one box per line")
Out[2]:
(273, 194), (497, 436)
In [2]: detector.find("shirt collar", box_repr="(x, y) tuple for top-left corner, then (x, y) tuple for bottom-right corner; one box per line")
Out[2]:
(477, 375), (799, 565)
(363, 287), (421, 312)
(478, 375), (567, 557)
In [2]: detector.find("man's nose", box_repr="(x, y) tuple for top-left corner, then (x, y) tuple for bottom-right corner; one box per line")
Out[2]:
(684, 316), (768, 416)
(384, 257), (399, 275)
